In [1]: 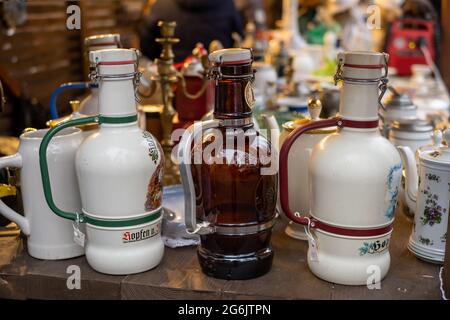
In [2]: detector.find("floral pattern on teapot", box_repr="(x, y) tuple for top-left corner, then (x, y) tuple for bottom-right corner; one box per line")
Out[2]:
(384, 163), (402, 219)
(421, 185), (447, 226)
(418, 236), (434, 246)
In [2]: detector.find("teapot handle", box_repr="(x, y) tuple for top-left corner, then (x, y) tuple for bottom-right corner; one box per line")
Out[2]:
(0, 153), (31, 235)
(179, 119), (220, 234)
(279, 117), (340, 225)
(49, 82), (98, 119)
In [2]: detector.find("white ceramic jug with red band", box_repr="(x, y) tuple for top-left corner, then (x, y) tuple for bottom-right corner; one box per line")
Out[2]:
(279, 51), (402, 285)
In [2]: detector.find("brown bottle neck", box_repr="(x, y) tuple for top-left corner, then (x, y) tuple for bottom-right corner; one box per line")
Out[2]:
(213, 63), (254, 119)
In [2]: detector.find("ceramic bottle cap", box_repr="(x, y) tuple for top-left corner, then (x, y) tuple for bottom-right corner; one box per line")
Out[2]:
(337, 51), (387, 67)
(208, 48), (252, 65)
(421, 129), (450, 165)
(337, 51), (388, 80)
(89, 48), (139, 76)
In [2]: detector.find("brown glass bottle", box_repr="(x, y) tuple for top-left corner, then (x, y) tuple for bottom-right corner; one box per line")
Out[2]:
(191, 55), (278, 280)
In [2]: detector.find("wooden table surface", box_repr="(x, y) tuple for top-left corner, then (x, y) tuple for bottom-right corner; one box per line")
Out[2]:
(0, 207), (443, 300)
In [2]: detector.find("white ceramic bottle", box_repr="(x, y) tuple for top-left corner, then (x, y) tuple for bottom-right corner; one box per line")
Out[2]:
(280, 51), (402, 285)
(39, 49), (164, 274)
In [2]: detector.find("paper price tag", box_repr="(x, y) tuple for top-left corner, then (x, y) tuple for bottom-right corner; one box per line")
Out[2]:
(303, 217), (319, 262)
(307, 235), (319, 262)
(73, 227), (85, 247)
(73, 223), (85, 247)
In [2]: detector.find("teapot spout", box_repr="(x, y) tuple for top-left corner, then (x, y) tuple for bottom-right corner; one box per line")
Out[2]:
(262, 114), (280, 151)
(397, 146), (418, 214)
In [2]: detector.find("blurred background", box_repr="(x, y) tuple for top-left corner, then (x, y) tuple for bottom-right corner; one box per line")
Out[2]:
(0, 0), (449, 136)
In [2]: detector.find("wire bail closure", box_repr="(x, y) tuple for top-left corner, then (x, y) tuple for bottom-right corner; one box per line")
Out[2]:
(334, 53), (389, 111)
(207, 48), (256, 85)
(88, 49), (143, 102)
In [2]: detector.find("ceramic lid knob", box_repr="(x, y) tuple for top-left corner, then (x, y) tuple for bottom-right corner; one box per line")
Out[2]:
(432, 129), (443, 146)
(308, 98), (322, 121)
(70, 100), (80, 113)
(444, 129), (450, 147)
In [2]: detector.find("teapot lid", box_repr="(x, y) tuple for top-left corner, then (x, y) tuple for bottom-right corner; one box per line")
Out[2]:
(385, 87), (417, 111)
(421, 129), (450, 165)
(283, 98), (337, 135)
(391, 119), (433, 133)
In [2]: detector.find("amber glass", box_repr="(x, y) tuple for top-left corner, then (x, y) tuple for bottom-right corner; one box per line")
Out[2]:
(191, 62), (278, 280)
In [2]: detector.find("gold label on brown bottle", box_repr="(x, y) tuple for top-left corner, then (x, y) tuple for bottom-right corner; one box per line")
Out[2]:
(244, 82), (255, 109)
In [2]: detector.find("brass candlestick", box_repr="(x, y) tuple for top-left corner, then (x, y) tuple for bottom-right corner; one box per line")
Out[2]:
(283, 56), (298, 96)
(151, 21), (181, 185)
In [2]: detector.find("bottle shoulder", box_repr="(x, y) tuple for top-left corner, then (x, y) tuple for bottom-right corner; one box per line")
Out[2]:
(77, 126), (163, 164)
(311, 131), (401, 169)
(191, 127), (275, 169)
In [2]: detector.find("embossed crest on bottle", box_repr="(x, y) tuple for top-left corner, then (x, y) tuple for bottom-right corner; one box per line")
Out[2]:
(245, 82), (255, 109)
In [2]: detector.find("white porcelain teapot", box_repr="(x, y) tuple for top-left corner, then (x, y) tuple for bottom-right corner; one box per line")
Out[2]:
(49, 34), (122, 120)
(398, 129), (450, 263)
(264, 99), (336, 240)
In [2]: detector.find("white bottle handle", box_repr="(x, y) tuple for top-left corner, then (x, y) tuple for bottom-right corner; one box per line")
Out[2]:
(0, 153), (30, 235)
(179, 119), (220, 234)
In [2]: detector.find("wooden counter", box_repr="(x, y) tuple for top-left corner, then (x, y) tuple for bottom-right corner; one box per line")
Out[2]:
(0, 207), (442, 300)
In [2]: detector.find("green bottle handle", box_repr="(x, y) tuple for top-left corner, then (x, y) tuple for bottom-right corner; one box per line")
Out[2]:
(39, 114), (138, 222)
